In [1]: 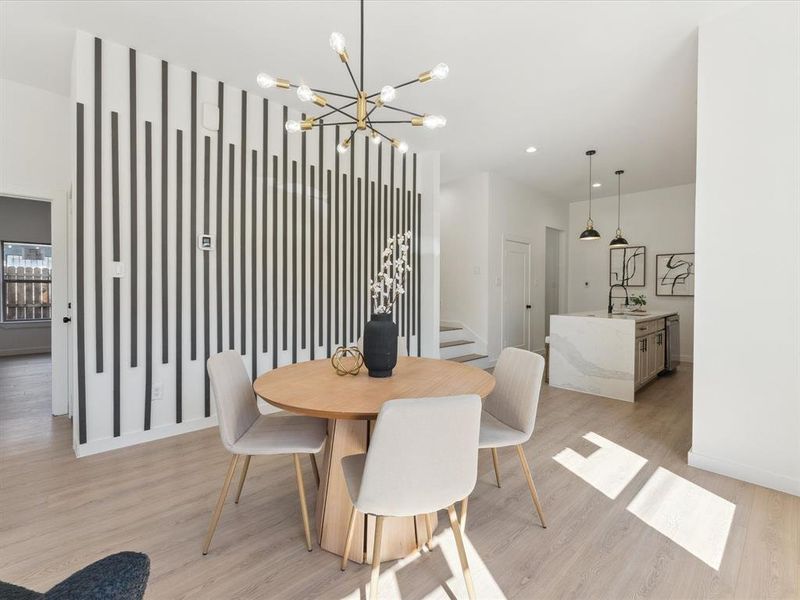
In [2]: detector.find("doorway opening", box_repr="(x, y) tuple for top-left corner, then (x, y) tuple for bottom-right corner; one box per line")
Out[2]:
(544, 227), (565, 338)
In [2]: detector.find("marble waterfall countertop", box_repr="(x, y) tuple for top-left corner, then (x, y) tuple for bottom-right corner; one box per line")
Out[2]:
(556, 310), (677, 323)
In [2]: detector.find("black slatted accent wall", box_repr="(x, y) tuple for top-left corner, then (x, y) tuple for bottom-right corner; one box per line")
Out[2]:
(73, 35), (424, 447)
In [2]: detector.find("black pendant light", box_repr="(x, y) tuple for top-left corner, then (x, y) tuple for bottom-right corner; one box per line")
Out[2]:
(610, 169), (629, 247)
(579, 150), (601, 240)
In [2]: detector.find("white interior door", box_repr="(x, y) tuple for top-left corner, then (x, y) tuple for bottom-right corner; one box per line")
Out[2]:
(502, 239), (530, 351)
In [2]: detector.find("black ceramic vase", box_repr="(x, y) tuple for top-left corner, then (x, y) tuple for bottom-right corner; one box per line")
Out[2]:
(363, 313), (398, 378)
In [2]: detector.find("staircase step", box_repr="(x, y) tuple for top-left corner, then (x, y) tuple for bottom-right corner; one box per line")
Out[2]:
(440, 325), (461, 332)
(448, 353), (488, 363)
(440, 339), (472, 348)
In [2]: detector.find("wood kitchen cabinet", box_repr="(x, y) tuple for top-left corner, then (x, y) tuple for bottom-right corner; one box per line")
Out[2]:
(635, 319), (666, 389)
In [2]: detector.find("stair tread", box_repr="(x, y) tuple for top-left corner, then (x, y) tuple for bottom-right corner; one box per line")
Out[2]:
(447, 353), (488, 363)
(440, 339), (472, 348)
(439, 325), (461, 332)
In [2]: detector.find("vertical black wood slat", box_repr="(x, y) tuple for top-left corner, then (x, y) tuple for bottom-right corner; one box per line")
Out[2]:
(382, 184), (388, 271)
(326, 169), (332, 357)
(175, 129), (183, 423)
(310, 164), (316, 360)
(334, 126), (340, 348)
(342, 172), (347, 346)
(349, 141), (355, 344)
(76, 103), (87, 444)
(301, 115), (307, 350)
(216, 82), (224, 352)
(356, 176), (362, 339)
(282, 106), (288, 352)
(317, 121), (324, 346)
(361, 137), (368, 334)
(417, 192), (422, 356)
(377, 144), (382, 314)
(402, 154), (407, 347)
(94, 36), (104, 373)
(240, 91), (247, 353)
(111, 112), (121, 437)
(129, 49), (138, 368)
(252, 149), (258, 378)
(144, 122), (153, 430)
(405, 190), (411, 355)
(262, 99), (269, 352)
(291, 160), (298, 364)
(190, 72), (197, 360)
(394, 188), (400, 326)
(272, 154), (279, 369)
(161, 60), (169, 363)
(228, 144), (235, 349)
(203, 136), (211, 416)
(370, 181), (376, 314)
(412, 154), (417, 337)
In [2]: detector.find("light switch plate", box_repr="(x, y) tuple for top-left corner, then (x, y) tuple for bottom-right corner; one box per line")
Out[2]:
(202, 103), (219, 131)
(112, 262), (125, 278)
(198, 233), (215, 251)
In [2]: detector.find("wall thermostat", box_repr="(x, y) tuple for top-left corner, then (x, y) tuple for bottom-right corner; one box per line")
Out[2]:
(198, 234), (215, 251)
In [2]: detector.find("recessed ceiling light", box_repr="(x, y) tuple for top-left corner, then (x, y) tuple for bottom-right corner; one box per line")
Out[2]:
(592, 182), (602, 188)
(525, 146), (537, 153)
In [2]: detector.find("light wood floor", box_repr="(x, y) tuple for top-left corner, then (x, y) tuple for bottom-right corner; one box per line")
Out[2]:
(0, 354), (797, 599)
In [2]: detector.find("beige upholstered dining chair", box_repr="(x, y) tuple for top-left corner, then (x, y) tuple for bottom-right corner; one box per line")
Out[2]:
(356, 335), (408, 357)
(203, 351), (327, 554)
(469, 347), (547, 529)
(340, 395), (482, 600)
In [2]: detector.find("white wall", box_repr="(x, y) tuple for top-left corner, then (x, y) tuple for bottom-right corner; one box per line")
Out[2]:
(440, 172), (489, 347)
(487, 174), (568, 358)
(690, 2), (800, 496)
(440, 172), (568, 362)
(568, 183), (695, 361)
(0, 77), (71, 415)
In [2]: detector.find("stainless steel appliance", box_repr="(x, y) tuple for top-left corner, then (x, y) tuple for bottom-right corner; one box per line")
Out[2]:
(665, 314), (680, 372)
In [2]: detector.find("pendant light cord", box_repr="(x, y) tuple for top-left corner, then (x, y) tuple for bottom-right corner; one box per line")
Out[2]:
(360, 0), (364, 91)
(617, 171), (622, 229)
(588, 152), (593, 220)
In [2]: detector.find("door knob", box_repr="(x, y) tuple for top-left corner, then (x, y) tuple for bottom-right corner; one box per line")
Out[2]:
(62, 316), (71, 323)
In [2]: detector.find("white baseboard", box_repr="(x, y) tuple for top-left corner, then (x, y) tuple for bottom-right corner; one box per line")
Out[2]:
(75, 415), (218, 458)
(688, 448), (799, 497)
(0, 347), (51, 357)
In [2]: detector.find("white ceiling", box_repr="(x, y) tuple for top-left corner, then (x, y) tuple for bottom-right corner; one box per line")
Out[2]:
(1, 1), (742, 201)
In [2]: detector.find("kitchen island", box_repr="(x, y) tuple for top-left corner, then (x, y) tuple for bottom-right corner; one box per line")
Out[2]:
(548, 310), (677, 402)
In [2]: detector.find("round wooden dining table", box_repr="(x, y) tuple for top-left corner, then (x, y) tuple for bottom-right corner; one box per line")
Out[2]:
(253, 356), (495, 564)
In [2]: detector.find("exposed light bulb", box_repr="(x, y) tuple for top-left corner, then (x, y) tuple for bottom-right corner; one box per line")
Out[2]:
(285, 120), (301, 133)
(371, 133), (382, 145)
(422, 114), (447, 129)
(431, 63), (449, 80)
(297, 85), (314, 103)
(396, 141), (409, 154)
(525, 146), (537, 153)
(380, 85), (397, 103)
(256, 73), (277, 88)
(329, 32), (347, 54)
(336, 141), (350, 154)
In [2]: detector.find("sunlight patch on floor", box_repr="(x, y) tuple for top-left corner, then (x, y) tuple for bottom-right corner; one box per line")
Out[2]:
(552, 431), (648, 499)
(626, 466), (735, 570)
(338, 524), (507, 600)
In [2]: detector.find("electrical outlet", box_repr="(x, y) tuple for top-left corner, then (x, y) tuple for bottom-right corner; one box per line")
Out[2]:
(152, 382), (163, 401)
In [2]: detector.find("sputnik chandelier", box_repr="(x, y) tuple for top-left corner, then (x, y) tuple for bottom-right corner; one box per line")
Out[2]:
(256, 0), (448, 155)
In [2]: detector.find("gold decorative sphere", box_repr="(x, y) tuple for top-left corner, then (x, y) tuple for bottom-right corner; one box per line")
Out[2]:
(331, 346), (364, 376)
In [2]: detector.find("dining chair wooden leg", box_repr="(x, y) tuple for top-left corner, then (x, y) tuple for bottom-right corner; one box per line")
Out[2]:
(491, 447), (502, 488)
(516, 444), (547, 528)
(341, 506), (358, 571)
(369, 516), (385, 600)
(234, 455), (251, 504)
(309, 453), (320, 487)
(202, 454), (239, 555)
(447, 504), (476, 600)
(424, 513), (435, 550)
(460, 496), (469, 533)
(293, 454), (313, 551)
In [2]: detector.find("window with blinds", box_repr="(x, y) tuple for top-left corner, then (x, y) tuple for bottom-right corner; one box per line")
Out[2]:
(2, 242), (52, 322)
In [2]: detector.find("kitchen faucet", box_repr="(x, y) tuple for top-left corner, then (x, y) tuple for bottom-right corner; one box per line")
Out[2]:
(608, 284), (629, 314)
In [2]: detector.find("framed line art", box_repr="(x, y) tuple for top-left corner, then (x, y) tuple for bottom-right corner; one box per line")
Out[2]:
(656, 252), (695, 296)
(609, 245), (646, 287)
